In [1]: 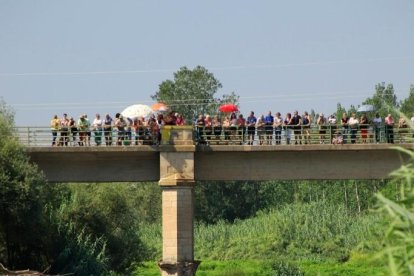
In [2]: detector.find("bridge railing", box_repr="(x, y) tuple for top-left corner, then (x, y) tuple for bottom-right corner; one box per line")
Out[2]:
(14, 126), (194, 147)
(13, 124), (414, 147)
(194, 124), (414, 145)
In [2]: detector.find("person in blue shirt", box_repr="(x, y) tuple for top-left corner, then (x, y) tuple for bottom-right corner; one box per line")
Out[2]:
(246, 111), (257, 145)
(264, 111), (274, 145)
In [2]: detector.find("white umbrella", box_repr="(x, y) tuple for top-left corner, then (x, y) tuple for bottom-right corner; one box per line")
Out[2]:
(357, 105), (374, 112)
(121, 104), (153, 119)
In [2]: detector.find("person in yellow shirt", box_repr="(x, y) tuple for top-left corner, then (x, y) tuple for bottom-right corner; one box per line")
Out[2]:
(50, 115), (60, 146)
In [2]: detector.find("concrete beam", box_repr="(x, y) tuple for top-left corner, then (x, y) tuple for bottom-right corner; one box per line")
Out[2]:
(195, 144), (414, 181)
(26, 147), (160, 182)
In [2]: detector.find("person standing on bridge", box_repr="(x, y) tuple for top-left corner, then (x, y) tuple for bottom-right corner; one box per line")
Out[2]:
(302, 111), (311, 144)
(284, 112), (293, 144)
(176, 113), (185, 126)
(84, 114), (91, 146)
(212, 115), (222, 144)
(93, 114), (103, 146)
(69, 117), (77, 146)
(50, 115), (60, 146)
(103, 114), (113, 146)
(317, 113), (327, 144)
(385, 114), (395, 144)
(372, 113), (382, 143)
(341, 112), (349, 144)
(328, 114), (337, 145)
(291, 110), (302, 145)
(348, 113), (359, 144)
(114, 114), (127, 146)
(77, 115), (90, 146)
(273, 112), (283, 145)
(222, 115), (231, 143)
(256, 115), (265, 145)
(237, 114), (246, 144)
(359, 113), (369, 143)
(60, 113), (70, 146)
(246, 111), (257, 145)
(204, 115), (213, 143)
(264, 111), (274, 145)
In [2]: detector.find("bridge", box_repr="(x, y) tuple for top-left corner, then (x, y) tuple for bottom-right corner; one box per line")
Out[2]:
(20, 126), (413, 276)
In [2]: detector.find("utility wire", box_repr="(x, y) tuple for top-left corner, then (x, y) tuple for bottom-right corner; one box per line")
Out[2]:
(10, 89), (370, 110)
(1, 56), (413, 77)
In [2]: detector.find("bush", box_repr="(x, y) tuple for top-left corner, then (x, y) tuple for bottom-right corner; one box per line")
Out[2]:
(271, 261), (304, 276)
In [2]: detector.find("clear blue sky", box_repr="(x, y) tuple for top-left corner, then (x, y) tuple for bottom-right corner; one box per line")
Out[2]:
(1, 0), (413, 126)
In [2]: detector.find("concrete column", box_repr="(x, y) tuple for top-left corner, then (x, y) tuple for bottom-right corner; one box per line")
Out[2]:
(158, 184), (200, 275)
(158, 146), (199, 276)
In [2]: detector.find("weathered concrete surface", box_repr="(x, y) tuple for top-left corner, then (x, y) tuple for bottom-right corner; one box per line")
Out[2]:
(27, 144), (414, 182)
(157, 146), (198, 276)
(159, 151), (195, 186)
(26, 146), (160, 182)
(195, 144), (414, 181)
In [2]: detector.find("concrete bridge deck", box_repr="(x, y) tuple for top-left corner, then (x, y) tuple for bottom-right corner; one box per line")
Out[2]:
(27, 144), (413, 182)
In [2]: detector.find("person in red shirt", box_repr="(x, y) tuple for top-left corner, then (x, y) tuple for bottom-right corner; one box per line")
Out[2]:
(176, 113), (185, 126)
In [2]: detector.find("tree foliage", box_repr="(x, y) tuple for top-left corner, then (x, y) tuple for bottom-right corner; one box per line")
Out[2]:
(53, 183), (158, 273)
(0, 100), (61, 270)
(0, 98), (15, 139)
(399, 84), (414, 118)
(0, 100), (127, 274)
(335, 103), (347, 121)
(363, 82), (399, 118)
(151, 66), (239, 122)
(194, 180), (385, 224)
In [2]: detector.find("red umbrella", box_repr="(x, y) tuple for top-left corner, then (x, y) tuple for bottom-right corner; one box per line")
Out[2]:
(219, 104), (238, 113)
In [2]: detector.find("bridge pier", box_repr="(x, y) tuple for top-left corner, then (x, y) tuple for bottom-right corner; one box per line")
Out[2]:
(158, 142), (199, 275)
(158, 183), (200, 275)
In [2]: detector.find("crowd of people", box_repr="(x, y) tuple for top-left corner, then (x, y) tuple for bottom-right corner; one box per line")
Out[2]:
(195, 111), (414, 145)
(50, 111), (185, 146)
(50, 110), (414, 146)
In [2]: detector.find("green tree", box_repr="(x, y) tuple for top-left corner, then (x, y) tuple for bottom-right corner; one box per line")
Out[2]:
(151, 66), (239, 122)
(0, 98), (14, 137)
(0, 100), (59, 270)
(399, 84), (414, 118)
(363, 82), (399, 118)
(195, 181), (300, 224)
(335, 103), (347, 122)
(57, 183), (155, 273)
(0, 99), (108, 274)
(348, 104), (357, 115)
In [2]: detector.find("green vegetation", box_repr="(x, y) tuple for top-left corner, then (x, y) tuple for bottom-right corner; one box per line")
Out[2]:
(195, 202), (384, 261)
(139, 201), (388, 275)
(376, 147), (414, 275)
(2, 78), (414, 275)
(151, 65), (239, 122)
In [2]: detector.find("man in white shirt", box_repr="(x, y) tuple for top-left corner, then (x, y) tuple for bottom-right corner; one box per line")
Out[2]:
(372, 113), (382, 143)
(348, 113), (359, 144)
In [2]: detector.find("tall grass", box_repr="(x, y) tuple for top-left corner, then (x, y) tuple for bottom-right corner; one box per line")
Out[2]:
(139, 201), (385, 263)
(376, 147), (414, 275)
(195, 201), (384, 262)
